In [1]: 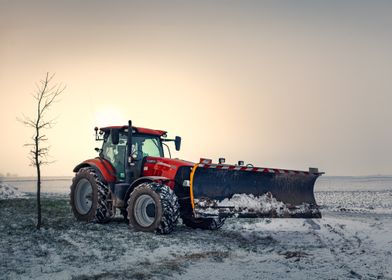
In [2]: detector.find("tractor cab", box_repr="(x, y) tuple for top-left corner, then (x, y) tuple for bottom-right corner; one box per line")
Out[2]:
(96, 123), (181, 184)
(99, 129), (164, 181)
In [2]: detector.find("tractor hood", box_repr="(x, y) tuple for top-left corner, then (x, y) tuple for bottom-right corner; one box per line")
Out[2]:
(144, 156), (194, 169)
(142, 156), (194, 183)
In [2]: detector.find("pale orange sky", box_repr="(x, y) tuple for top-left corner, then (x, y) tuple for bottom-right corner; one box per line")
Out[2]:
(1, 1), (391, 176)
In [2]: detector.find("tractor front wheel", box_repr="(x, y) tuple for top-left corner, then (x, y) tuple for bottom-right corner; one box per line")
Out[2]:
(127, 182), (179, 234)
(70, 167), (112, 223)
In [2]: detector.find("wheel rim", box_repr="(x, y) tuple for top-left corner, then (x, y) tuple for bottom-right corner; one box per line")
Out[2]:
(74, 178), (93, 215)
(134, 194), (156, 227)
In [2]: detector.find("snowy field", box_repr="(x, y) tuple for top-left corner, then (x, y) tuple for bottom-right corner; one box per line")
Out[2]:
(1, 176), (391, 280)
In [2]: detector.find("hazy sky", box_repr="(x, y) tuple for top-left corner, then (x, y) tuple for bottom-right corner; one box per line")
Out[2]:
(1, 0), (391, 176)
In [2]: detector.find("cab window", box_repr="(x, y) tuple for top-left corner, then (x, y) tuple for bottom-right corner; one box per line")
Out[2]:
(132, 135), (163, 160)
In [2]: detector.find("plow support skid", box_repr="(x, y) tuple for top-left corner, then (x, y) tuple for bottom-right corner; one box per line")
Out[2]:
(190, 164), (321, 219)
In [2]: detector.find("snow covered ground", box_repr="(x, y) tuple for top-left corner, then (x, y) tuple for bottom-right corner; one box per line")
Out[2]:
(0, 176), (391, 279)
(0, 182), (26, 200)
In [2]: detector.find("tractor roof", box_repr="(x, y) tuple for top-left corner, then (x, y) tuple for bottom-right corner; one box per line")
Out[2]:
(100, 125), (167, 136)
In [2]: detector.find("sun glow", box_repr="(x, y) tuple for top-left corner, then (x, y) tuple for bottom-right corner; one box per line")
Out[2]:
(94, 106), (126, 127)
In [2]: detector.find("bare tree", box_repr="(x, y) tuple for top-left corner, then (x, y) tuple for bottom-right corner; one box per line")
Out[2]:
(18, 73), (65, 229)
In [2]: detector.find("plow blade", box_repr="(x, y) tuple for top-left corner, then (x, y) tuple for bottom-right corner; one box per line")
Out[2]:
(190, 164), (322, 219)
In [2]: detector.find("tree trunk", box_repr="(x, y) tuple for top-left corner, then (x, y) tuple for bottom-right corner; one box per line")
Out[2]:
(35, 127), (41, 229)
(36, 163), (41, 229)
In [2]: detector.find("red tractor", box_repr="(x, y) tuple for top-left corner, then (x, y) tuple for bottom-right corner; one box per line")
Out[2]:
(70, 120), (322, 234)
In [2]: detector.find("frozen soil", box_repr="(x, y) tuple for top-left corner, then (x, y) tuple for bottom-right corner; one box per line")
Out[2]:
(1, 194), (391, 280)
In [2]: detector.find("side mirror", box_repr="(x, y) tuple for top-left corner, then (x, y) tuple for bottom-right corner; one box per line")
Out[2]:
(111, 129), (120, 145)
(175, 136), (181, 151)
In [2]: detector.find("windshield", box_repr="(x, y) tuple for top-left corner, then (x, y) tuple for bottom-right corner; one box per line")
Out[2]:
(131, 134), (164, 159)
(101, 132), (163, 180)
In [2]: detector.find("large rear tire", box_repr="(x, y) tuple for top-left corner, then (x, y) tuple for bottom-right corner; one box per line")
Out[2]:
(70, 167), (112, 223)
(182, 216), (225, 230)
(127, 182), (179, 234)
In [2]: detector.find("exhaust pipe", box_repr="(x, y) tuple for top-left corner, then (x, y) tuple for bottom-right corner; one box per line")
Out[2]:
(125, 120), (133, 184)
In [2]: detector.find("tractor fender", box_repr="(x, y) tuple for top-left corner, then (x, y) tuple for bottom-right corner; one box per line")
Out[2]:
(122, 176), (171, 209)
(73, 158), (117, 183)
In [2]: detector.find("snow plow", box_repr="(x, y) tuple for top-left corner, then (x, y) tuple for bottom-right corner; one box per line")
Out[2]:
(70, 120), (322, 234)
(191, 162), (321, 219)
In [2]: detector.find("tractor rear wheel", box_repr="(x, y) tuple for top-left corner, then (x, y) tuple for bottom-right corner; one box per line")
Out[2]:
(127, 182), (179, 234)
(70, 167), (112, 223)
(181, 216), (225, 230)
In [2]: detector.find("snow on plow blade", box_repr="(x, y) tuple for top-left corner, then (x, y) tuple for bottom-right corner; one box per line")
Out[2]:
(190, 164), (322, 219)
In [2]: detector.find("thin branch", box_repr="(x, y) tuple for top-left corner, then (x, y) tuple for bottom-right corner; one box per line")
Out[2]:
(23, 143), (35, 147)
(17, 117), (36, 128)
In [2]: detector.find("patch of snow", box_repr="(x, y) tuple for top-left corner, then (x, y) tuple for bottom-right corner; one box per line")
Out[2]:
(219, 193), (287, 213)
(220, 193), (281, 209)
(196, 193), (319, 217)
(316, 190), (392, 211)
(0, 182), (26, 199)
